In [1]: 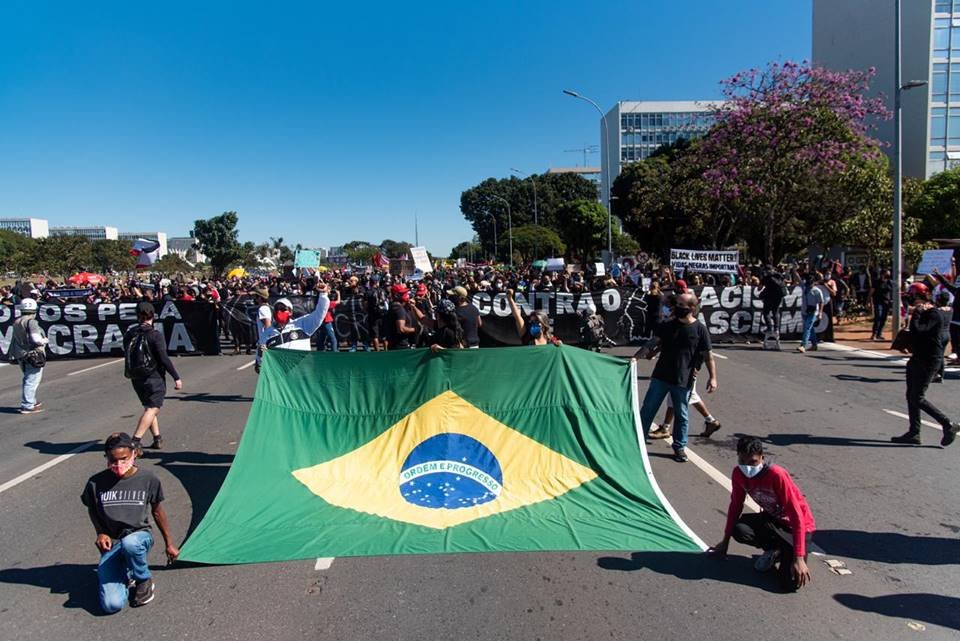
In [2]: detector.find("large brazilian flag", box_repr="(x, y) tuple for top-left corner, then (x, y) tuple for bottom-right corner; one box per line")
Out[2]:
(179, 345), (704, 563)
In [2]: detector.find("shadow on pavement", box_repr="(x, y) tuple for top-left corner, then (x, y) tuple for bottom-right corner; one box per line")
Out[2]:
(816, 530), (960, 565)
(0, 563), (102, 615)
(147, 450), (234, 536)
(24, 440), (98, 455)
(168, 393), (253, 404)
(762, 433), (941, 450)
(596, 552), (784, 594)
(833, 374), (901, 383)
(834, 593), (960, 631)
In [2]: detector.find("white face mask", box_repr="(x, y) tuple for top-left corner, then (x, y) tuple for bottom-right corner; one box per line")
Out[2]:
(738, 463), (764, 479)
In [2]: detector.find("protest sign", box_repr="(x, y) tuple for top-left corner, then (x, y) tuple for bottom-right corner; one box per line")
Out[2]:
(0, 301), (219, 360)
(410, 247), (433, 273)
(294, 249), (322, 269)
(670, 248), (739, 274)
(916, 249), (954, 275)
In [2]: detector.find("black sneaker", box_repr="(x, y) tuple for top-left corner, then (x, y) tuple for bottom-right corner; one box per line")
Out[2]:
(131, 578), (155, 607)
(147, 435), (163, 450)
(891, 432), (921, 445)
(941, 423), (959, 447)
(700, 420), (722, 438)
(673, 448), (689, 463)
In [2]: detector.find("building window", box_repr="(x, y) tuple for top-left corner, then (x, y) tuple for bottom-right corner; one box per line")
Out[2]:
(934, 63), (948, 101)
(932, 107), (947, 146)
(936, 19), (950, 56)
(949, 108), (960, 144)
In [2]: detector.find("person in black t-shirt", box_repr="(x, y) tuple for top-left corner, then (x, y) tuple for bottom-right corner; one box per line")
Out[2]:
(871, 270), (894, 341)
(124, 302), (183, 451)
(635, 292), (719, 462)
(81, 432), (179, 613)
(449, 286), (482, 348)
(385, 284), (417, 349)
(430, 299), (465, 351)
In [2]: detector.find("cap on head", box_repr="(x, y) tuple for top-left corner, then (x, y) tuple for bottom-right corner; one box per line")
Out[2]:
(19, 298), (37, 313)
(908, 282), (930, 299)
(447, 285), (468, 299)
(274, 297), (293, 311)
(676, 279), (688, 292)
(254, 287), (270, 299)
(390, 283), (409, 297)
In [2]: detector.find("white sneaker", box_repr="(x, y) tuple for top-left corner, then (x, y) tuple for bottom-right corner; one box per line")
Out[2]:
(754, 549), (780, 572)
(795, 346), (805, 353)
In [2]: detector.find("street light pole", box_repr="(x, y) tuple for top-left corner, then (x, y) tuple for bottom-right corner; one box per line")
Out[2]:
(492, 195), (513, 266)
(510, 168), (538, 225)
(892, 0), (928, 339)
(487, 213), (498, 263)
(563, 89), (612, 259)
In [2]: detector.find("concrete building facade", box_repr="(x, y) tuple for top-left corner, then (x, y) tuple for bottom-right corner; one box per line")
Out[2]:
(600, 101), (721, 205)
(0, 218), (49, 238)
(50, 226), (119, 240)
(813, 0), (954, 178)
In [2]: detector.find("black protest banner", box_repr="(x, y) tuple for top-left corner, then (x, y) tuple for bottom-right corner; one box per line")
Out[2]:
(472, 289), (651, 346)
(0, 301), (220, 360)
(693, 284), (833, 341)
(473, 286), (833, 346)
(222, 294), (374, 346)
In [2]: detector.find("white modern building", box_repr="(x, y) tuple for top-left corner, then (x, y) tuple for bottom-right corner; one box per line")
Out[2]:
(813, 0), (953, 178)
(50, 225), (119, 240)
(118, 231), (168, 257)
(0, 217), (49, 238)
(546, 167), (602, 200)
(600, 101), (721, 205)
(168, 236), (206, 265)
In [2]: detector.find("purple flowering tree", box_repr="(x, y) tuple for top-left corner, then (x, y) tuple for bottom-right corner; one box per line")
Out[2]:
(697, 60), (890, 262)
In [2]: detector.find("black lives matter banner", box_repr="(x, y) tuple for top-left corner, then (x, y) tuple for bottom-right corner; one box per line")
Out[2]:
(0, 301), (220, 360)
(473, 285), (832, 346)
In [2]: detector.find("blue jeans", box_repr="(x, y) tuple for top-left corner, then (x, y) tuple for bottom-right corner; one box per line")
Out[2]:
(319, 322), (338, 352)
(800, 312), (819, 348)
(640, 377), (692, 452)
(98, 530), (153, 614)
(872, 303), (890, 338)
(20, 363), (43, 410)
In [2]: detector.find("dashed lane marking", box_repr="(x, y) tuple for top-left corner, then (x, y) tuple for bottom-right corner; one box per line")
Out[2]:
(0, 441), (99, 495)
(883, 409), (943, 432)
(314, 557), (335, 570)
(237, 360), (257, 371)
(67, 359), (124, 376)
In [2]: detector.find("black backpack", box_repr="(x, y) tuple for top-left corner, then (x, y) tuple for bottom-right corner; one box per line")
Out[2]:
(124, 326), (157, 379)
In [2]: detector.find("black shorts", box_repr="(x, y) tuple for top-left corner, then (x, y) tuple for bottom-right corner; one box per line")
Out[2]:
(370, 318), (384, 340)
(132, 377), (166, 409)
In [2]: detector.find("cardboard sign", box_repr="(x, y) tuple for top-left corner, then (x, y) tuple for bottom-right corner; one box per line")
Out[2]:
(410, 246), (433, 273)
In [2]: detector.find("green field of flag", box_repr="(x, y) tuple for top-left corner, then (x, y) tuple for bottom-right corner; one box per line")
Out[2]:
(179, 345), (704, 564)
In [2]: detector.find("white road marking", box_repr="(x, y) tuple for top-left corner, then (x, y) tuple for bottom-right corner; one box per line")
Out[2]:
(67, 358), (124, 376)
(883, 409), (943, 432)
(314, 557), (335, 570)
(0, 441), (99, 495)
(0, 363), (8, 368)
(818, 342), (908, 363)
(664, 437), (760, 513)
(236, 360), (257, 371)
(712, 353), (729, 360)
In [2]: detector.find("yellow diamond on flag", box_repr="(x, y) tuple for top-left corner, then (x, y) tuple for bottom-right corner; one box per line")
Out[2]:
(292, 390), (598, 529)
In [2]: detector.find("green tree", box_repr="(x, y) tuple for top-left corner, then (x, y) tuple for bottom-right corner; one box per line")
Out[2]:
(556, 200), (606, 262)
(152, 253), (194, 274)
(460, 173), (597, 257)
(192, 212), (242, 277)
(380, 239), (413, 258)
(0, 230), (35, 273)
(448, 241), (482, 261)
(906, 166), (960, 241)
(90, 239), (136, 273)
(612, 229), (640, 256)
(270, 236), (295, 265)
(342, 241), (378, 264)
(500, 225), (566, 263)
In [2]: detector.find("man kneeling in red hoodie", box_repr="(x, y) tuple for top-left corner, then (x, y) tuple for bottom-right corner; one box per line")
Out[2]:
(707, 436), (816, 591)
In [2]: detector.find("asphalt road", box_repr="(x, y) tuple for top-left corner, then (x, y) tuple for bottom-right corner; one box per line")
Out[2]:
(0, 342), (958, 641)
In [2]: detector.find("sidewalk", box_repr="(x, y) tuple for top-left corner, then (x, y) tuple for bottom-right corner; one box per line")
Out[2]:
(830, 317), (902, 356)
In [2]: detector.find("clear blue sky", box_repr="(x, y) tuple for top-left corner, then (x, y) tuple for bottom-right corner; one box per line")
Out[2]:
(0, 1), (811, 255)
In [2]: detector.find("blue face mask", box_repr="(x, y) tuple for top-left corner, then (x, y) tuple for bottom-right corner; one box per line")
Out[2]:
(529, 323), (542, 338)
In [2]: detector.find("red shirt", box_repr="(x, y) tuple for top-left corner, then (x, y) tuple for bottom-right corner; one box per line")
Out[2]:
(323, 300), (337, 324)
(723, 464), (816, 557)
